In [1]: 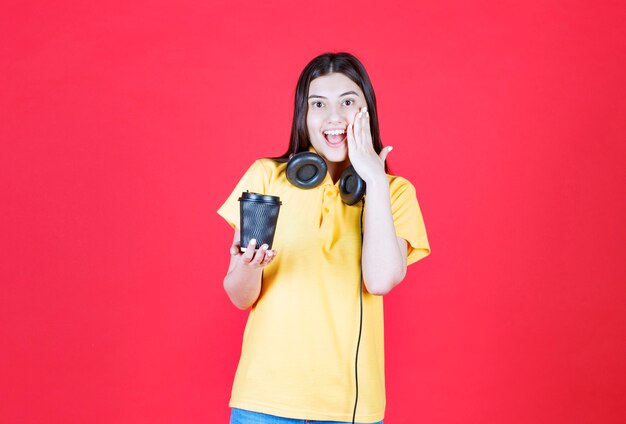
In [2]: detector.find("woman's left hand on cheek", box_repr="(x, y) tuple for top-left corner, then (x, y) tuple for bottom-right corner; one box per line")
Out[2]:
(347, 107), (393, 184)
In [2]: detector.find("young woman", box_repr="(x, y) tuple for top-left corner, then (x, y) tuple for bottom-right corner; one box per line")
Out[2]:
(217, 52), (431, 424)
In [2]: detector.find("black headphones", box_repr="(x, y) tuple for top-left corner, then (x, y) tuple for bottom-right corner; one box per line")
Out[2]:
(286, 151), (366, 205)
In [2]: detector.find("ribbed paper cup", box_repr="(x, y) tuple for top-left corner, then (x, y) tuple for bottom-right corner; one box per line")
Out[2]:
(238, 191), (281, 252)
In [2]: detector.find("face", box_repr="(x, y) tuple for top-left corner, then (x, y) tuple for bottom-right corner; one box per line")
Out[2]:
(306, 72), (367, 166)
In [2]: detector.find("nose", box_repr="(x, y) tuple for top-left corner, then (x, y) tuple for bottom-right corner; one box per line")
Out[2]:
(325, 103), (349, 123)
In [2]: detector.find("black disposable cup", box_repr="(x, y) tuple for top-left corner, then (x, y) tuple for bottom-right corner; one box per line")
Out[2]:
(238, 191), (282, 252)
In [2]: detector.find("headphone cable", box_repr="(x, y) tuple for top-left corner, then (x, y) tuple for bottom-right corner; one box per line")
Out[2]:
(352, 198), (365, 424)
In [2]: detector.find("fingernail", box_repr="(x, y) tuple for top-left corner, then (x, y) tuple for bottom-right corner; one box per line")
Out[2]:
(388, 146), (393, 151)
(261, 244), (268, 250)
(250, 239), (256, 245)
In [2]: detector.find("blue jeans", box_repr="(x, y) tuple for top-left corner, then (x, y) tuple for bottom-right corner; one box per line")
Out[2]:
(230, 408), (383, 424)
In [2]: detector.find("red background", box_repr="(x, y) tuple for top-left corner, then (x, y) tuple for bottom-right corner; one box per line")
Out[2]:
(2, 1), (625, 423)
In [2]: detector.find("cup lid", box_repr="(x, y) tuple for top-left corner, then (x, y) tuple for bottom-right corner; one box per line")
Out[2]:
(238, 191), (282, 205)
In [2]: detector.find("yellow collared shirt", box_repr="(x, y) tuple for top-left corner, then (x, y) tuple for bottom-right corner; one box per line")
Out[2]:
(217, 155), (430, 422)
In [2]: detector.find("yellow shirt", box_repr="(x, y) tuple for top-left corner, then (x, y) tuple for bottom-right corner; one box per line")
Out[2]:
(217, 155), (430, 422)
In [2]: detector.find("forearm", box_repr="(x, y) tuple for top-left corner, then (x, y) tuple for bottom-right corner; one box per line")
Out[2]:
(362, 176), (405, 295)
(223, 264), (263, 310)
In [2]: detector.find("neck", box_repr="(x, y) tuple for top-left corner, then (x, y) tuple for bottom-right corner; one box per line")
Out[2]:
(326, 159), (351, 184)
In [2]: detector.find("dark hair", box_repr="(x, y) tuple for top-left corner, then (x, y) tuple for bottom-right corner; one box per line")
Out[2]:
(272, 52), (389, 173)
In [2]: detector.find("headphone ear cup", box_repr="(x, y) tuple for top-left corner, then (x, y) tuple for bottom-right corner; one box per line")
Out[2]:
(339, 166), (366, 205)
(286, 152), (328, 189)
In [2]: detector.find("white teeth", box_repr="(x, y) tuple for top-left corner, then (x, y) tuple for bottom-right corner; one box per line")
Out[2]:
(324, 129), (346, 136)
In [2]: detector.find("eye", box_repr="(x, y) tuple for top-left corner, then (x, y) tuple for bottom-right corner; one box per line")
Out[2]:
(343, 98), (355, 107)
(311, 101), (324, 108)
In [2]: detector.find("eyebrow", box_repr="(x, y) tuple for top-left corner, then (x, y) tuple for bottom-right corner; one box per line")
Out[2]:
(308, 91), (360, 99)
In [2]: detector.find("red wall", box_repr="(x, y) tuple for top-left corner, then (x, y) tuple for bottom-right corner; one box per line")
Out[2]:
(2, 1), (625, 423)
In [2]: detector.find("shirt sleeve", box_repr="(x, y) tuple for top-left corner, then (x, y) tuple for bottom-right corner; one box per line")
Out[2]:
(217, 160), (270, 230)
(389, 176), (431, 266)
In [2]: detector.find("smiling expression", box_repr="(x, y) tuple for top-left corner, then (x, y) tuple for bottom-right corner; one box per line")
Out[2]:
(306, 73), (367, 171)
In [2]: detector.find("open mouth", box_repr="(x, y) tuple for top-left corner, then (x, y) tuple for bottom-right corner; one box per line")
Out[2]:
(323, 131), (347, 146)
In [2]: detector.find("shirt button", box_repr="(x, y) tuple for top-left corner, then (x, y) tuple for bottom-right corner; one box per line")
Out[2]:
(326, 190), (336, 197)
(323, 207), (330, 213)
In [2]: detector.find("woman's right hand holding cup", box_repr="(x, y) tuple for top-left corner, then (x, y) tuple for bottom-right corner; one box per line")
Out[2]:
(230, 238), (277, 269)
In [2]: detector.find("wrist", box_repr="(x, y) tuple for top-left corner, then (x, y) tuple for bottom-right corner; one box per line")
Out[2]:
(363, 172), (389, 187)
